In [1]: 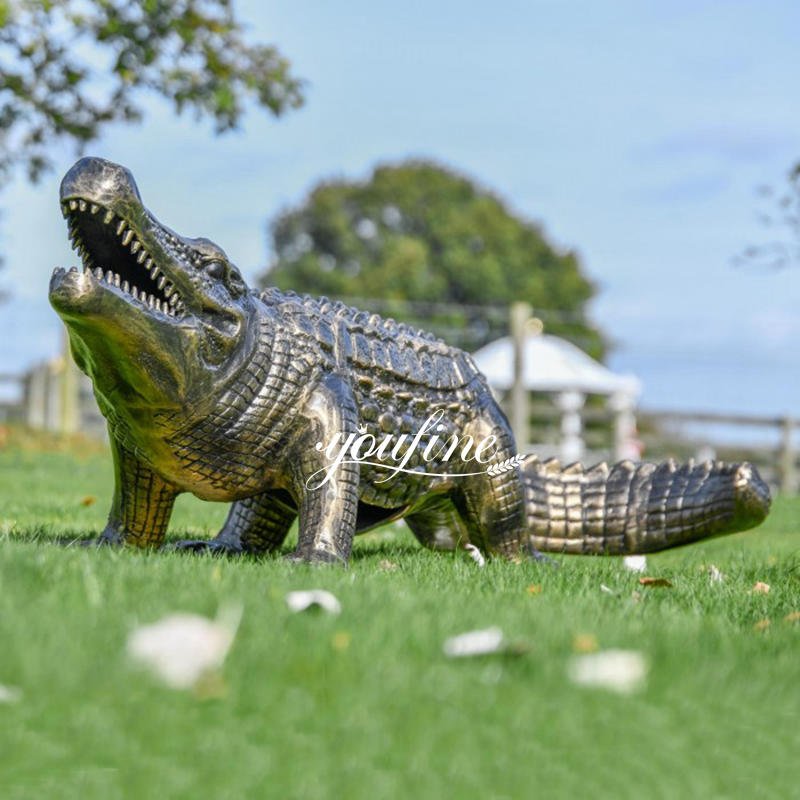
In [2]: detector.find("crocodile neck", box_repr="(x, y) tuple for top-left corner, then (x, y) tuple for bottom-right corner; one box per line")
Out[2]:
(160, 298), (324, 499)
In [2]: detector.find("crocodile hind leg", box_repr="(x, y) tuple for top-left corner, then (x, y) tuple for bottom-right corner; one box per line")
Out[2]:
(172, 490), (297, 555)
(453, 404), (527, 557)
(405, 495), (468, 551)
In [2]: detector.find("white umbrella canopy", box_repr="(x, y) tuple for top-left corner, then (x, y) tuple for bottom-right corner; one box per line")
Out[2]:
(472, 334), (641, 398)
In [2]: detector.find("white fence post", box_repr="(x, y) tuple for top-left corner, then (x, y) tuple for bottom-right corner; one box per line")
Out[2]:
(509, 302), (531, 449)
(557, 390), (585, 463)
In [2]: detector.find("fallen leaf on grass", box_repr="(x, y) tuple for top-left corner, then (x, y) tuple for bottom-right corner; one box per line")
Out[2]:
(0, 684), (21, 704)
(127, 606), (241, 691)
(464, 544), (486, 567)
(568, 649), (647, 694)
(378, 559), (398, 572)
(752, 582), (770, 595)
(783, 611), (800, 623)
(572, 634), (599, 653)
(443, 627), (527, 658)
(285, 589), (341, 615)
(193, 671), (228, 700)
(638, 577), (673, 588)
(526, 584), (542, 596)
(79, 495), (96, 507)
(623, 555), (647, 573)
(753, 619), (771, 632)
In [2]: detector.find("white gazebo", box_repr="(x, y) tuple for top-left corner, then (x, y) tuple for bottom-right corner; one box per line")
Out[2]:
(472, 332), (642, 462)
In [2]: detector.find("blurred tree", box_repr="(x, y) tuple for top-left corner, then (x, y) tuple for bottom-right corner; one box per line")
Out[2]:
(0, 0), (304, 185)
(0, 0), (303, 301)
(735, 164), (800, 270)
(261, 160), (606, 358)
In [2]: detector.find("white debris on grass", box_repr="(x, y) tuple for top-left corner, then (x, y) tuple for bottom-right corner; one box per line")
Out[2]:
(708, 564), (725, 583)
(0, 684), (21, 704)
(285, 589), (342, 615)
(568, 649), (648, 694)
(127, 605), (242, 690)
(623, 555), (647, 573)
(464, 544), (486, 568)
(600, 584), (615, 595)
(443, 627), (505, 658)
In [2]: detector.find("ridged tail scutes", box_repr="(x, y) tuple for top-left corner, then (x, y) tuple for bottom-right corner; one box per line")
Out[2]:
(523, 455), (771, 555)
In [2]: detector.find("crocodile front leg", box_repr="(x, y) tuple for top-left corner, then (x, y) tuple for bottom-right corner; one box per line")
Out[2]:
(95, 437), (178, 547)
(287, 376), (360, 565)
(172, 491), (297, 555)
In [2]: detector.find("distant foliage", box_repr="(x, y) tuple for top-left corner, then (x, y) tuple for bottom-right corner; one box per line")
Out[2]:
(735, 164), (800, 270)
(261, 161), (605, 358)
(0, 0), (304, 184)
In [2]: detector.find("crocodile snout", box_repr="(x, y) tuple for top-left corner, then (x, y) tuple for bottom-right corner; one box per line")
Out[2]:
(60, 157), (141, 208)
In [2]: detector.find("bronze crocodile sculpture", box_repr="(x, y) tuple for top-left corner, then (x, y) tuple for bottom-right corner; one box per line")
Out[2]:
(49, 157), (771, 564)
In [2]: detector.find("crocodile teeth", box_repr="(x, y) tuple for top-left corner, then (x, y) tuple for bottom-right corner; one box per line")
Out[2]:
(131, 287), (138, 300)
(150, 266), (159, 280)
(122, 280), (129, 293)
(104, 210), (114, 224)
(113, 273), (120, 287)
(157, 275), (166, 290)
(69, 200), (77, 210)
(94, 268), (103, 280)
(169, 293), (178, 306)
(60, 204), (69, 218)
(78, 200), (86, 212)
(105, 270), (113, 283)
(164, 283), (173, 298)
(137, 250), (147, 264)
(121, 230), (134, 246)
(90, 204), (99, 215)
(130, 240), (140, 254)
(116, 220), (127, 236)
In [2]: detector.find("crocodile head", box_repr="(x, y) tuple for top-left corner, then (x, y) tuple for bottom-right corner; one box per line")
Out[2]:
(49, 157), (257, 419)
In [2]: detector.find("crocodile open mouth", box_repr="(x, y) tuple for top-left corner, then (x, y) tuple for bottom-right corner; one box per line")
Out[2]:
(62, 198), (186, 319)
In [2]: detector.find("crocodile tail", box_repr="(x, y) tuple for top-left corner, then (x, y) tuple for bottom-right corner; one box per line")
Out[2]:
(523, 456), (771, 555)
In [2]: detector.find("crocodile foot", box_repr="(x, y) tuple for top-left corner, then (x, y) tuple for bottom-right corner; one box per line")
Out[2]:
(80, 527), (124, 548)
(283, 548), (345, 566)
(169, 538), (244, 556)
(524, 541), (560, 568)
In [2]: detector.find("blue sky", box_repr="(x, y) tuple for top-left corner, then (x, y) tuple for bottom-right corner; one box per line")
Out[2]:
(1, 0), (799, 418)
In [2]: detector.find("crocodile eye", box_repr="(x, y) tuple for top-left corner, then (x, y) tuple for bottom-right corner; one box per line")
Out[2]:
(205, 260), (226, 279)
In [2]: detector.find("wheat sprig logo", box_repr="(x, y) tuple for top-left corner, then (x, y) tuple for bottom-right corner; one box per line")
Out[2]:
(486, 454), (525, 476)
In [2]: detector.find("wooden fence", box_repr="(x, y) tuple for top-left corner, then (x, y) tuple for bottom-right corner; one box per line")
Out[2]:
(4, 354), (105, 438)
(3, 349), (796, 494)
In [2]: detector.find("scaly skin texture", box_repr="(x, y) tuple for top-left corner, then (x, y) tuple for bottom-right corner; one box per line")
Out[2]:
(48, 157), (771, 564)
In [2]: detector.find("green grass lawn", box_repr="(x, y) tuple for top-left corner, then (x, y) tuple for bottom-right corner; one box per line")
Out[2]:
(0, 432), (798, 799)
